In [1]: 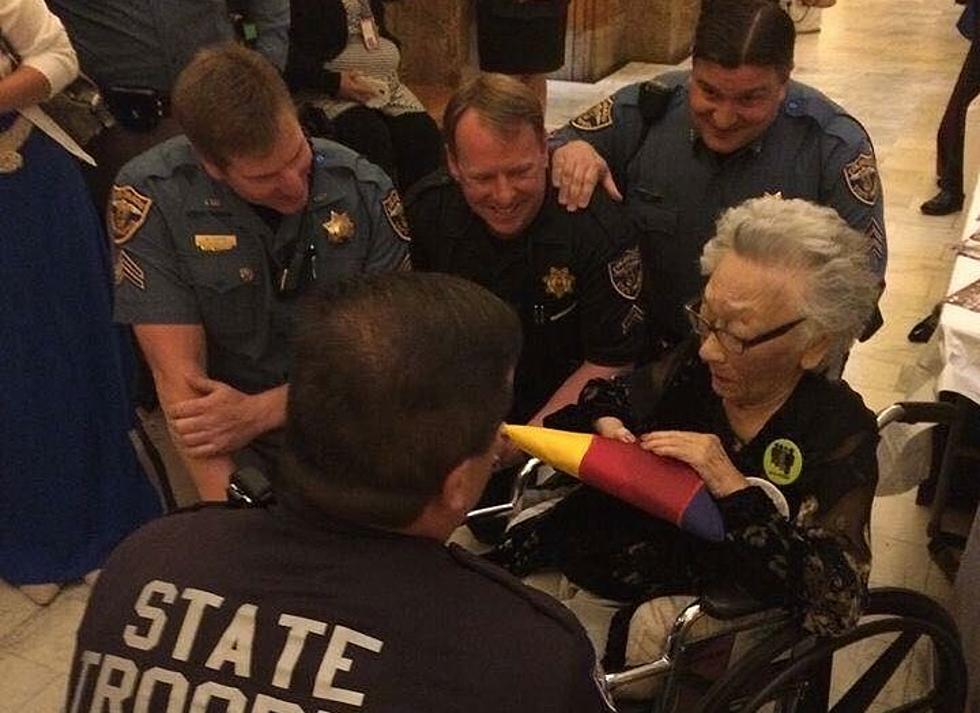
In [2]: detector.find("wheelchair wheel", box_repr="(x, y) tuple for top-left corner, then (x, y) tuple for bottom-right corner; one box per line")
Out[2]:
(695, 588), (967, 712)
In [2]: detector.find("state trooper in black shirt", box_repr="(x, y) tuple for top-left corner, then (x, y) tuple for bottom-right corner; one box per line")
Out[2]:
(66, 273), (616, 713)
(407, 74), (645, 425)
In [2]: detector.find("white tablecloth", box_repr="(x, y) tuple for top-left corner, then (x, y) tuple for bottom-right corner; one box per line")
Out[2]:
(949, 181), (980, 712)
(938, 194), (980, 407)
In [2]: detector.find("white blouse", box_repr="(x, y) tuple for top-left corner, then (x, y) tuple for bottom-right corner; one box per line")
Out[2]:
(0, 0), (78, 96)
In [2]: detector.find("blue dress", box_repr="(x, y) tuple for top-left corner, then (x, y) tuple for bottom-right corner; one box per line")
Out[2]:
(0, 112), (162, 585)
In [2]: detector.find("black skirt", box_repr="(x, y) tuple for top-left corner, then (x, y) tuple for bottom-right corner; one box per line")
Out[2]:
(476, 0), (569, 74)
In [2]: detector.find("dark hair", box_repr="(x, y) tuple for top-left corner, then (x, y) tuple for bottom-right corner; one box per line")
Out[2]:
(693, 0), (795, 77)
(280, 272), (521, 529)
(172, 44), (295, 169)
(442, 73), (545, 157)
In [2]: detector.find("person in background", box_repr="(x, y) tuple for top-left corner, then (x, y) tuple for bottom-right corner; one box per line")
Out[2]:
(47, 0), (289, 211)
(0, 0), (162, 605)
(285, 0), (443, 192)
(920, 0), (980, 215)
(475, 0), (570, 107)
(111, 44), (408, 501)
(67, 272), (617, 713)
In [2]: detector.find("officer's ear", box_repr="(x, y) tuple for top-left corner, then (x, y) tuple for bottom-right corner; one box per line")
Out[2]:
(200, 156), (226, 183)
(446, 147), (462, 182)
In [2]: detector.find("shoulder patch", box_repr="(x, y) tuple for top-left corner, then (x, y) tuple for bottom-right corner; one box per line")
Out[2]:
(382, 189), (411, 242)
(571, 96), (614, 132)
(108, 184), (153, 245)
(842, 152), (880, 205)
(607, 246), (643, 300)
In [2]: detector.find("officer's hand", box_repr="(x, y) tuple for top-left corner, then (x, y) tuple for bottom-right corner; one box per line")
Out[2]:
(552, 140), (623, 211)
(167, 376), (265, 457)
(339, 70), (382, 104)
(594, 416), (636, 443)
(639, 430), (748, 498)
(495, 439), (528, 471)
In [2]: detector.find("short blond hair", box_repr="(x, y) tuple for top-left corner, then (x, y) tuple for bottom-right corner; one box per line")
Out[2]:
(442, 73), (545, 156)
(172, 43), (295, 168)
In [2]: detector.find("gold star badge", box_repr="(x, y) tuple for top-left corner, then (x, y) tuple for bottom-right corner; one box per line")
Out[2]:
(543, 266), (575, 299)
(323, 210), (355, 244)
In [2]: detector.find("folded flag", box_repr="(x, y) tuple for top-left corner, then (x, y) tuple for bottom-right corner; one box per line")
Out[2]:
(504, 424), (726, 542)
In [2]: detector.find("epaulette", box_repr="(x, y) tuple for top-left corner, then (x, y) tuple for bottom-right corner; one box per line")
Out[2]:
(119, 135), (195, 181)
(312, 138), (393, 188)
(782, 83), (870, 144)
(637, 79), (678, 124)
(403, 168), (455, 207)
(585, 188), (633, 242)
(447, 543), (593, 639)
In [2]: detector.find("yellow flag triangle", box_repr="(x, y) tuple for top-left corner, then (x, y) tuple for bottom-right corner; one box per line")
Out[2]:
(502, 424), (592, 478)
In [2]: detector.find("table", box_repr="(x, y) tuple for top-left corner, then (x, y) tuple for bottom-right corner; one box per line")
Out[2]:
(948, 182), (980, 712)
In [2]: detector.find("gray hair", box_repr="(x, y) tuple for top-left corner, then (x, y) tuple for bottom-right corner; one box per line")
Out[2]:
(700, 195), (879, 368)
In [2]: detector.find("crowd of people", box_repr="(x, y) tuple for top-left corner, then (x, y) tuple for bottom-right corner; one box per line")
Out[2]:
(0, 0), (905, 709)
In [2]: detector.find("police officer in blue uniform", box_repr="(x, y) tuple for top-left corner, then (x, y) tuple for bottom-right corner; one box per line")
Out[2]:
(551, 0), (886, 348)
(111, 46), (408, 501)
(47, 0), (289, 210)
(406, 74), (645, 428)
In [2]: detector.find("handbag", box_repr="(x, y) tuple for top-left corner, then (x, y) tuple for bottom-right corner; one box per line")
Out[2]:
(0, 32), (113, 147)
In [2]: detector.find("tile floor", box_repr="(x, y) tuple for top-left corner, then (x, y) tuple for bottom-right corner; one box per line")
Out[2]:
(1, 0), (976, 709)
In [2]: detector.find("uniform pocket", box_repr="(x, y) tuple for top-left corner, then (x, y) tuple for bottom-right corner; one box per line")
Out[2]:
(185, 254), (260, 339)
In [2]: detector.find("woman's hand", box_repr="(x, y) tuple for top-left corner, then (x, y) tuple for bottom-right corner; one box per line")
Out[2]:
(594, 416), (636, 443)
(338, 70), (382, 104)
(639, 431), (749, 497)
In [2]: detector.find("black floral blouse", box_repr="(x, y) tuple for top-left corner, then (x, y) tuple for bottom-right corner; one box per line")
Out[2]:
(488, 351), (879, 639)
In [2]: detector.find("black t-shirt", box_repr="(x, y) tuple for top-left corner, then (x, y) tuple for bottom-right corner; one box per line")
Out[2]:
(66, 499), (615, 713)
(406, 171), (645, 422)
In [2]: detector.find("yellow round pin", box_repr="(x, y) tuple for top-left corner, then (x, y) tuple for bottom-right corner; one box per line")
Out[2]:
(763, 438), (803, 486)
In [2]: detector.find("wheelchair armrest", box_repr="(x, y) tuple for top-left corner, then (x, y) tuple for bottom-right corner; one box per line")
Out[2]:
(876, 401), (958, 429)
(698, 582), (772, 620)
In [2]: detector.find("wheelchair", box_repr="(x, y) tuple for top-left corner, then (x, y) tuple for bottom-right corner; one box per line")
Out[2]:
(467, 402), (969, 713)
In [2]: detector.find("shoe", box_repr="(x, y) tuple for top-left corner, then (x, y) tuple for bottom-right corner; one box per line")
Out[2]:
(920, 189), (964, 216)
(907, 304), (940, 343)
(18, 583), (60, 605)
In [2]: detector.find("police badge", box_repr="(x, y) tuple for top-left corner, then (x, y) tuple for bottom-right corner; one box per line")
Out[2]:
(543, 266), (575, 298)
(607, 247), (643, 300)
(108, 185), (153, 245)
(323, 210), (355, 244)
(842, 152), (880, 206)
(382, 190), (411, 241)
(570, 97), (614, 132)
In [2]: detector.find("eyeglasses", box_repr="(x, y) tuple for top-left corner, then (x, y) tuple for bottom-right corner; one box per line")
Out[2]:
(684, 299), (806, 355)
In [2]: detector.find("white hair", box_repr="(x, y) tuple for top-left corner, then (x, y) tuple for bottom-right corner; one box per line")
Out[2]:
(701, 195), (879, 367)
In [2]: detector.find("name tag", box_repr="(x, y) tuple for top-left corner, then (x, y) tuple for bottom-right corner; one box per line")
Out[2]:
(194, 234), (238, 252)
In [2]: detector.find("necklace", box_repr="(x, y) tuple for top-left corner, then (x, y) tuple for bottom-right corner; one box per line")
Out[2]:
(0, 115), (31, 174)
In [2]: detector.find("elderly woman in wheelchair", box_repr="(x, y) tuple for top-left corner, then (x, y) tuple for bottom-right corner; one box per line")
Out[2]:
(480, 195), (888, 699)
